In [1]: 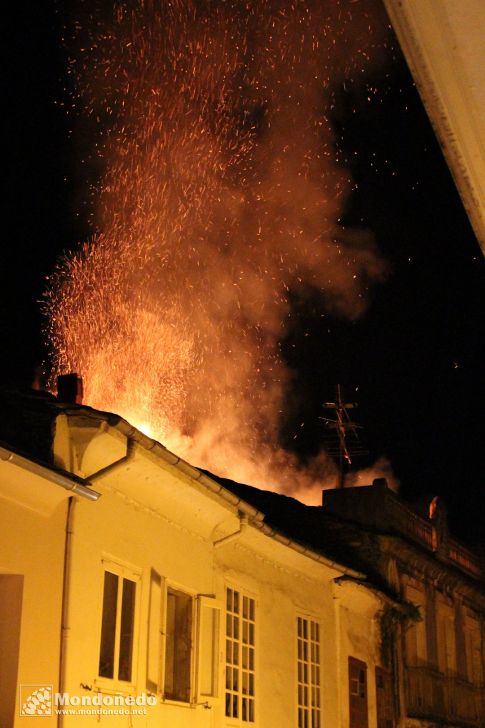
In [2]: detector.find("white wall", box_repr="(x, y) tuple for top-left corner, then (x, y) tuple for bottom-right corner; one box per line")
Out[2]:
(60, 444), (382, 728)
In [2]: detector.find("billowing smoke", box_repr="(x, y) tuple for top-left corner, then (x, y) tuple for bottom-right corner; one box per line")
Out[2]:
(46, 0), (390, 500)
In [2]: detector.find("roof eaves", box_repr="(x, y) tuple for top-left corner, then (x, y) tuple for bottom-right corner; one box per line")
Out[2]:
(61, 405), (365, 577)
(255, 520), (365, 578)
(0, 441), (101, 501)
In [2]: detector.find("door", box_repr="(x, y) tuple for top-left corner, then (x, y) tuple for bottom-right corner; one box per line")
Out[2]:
(376, 666), (395, 728)
(349, 656), (368, 728)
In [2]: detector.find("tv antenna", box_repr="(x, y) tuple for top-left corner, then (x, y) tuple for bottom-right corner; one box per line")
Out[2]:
(319, 384), (367, 488)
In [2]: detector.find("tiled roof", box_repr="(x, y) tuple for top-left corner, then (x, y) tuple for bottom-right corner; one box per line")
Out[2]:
(203, 473), (388, 589)
(0, 387), (60, 464)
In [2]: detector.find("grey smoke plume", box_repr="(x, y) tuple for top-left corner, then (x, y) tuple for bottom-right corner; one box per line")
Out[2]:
(46, 0), (390, 500)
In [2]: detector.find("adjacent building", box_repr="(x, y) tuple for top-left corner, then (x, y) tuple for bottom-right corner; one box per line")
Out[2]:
(322, 481), (485, 728)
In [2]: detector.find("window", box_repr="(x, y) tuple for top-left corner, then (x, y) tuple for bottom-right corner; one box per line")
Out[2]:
(464, 610), (482, 686)
(225, 587), (255, 723)
(404, 582), (427, 666)
(297, 617), (321, 728)
(164, 588), (193, 702)
(436, 597), (456, 675)
(145, 579), (220, 703)
(98, 564), (139, 685)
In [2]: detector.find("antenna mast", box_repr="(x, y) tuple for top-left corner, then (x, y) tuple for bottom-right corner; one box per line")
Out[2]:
(320, 385), (367, 488)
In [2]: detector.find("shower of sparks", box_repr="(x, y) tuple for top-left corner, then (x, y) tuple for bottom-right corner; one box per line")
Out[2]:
(46, 0), (390, 502)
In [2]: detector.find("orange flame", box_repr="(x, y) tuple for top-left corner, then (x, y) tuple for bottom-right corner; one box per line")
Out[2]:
(46, 0), (390, 502)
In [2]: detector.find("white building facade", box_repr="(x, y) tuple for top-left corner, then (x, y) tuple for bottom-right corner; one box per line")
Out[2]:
(1, 394), (387, 728)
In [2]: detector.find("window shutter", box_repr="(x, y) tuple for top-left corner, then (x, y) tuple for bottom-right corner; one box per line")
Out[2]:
(146, 569), (163, 694)
(196, 596), (222, 702)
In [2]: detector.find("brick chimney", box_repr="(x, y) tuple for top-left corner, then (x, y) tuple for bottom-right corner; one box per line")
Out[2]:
(57, 373), (83, 404)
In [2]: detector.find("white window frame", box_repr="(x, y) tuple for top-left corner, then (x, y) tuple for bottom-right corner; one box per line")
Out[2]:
(224, 585), (257, 725)
(95, 558), (141, 692)
(296, 615), (322, 728)
(157, 583), (222, 706)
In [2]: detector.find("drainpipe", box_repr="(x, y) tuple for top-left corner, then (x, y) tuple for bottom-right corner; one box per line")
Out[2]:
(58, 496), (75, 728)
(213, 514), (248, 547)
(333, 583), (343, 728)
(57, 437), (136, 727)
(87, 438), (136, 482)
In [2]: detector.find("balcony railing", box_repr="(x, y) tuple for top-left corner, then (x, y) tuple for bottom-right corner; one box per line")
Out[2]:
(447, 539), (482, 579)
(406, 666), (484, 727)
(388, 497), (434, 549)
(387, 496), (482, 580)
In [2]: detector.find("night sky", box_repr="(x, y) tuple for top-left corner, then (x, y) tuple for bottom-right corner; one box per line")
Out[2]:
(4, 1), (484, 543)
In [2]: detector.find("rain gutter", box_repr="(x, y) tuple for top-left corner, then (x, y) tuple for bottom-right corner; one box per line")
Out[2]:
(0, 443), (100, 501)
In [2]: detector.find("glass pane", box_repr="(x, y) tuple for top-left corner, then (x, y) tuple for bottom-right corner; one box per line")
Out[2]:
(242, 645), (248, 669)
(118, 578), (136, 681)
(98, 571), (118, 678)
(243, 621), (249, 644)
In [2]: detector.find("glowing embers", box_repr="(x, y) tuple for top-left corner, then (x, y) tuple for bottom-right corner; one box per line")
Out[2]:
(46, 1), (390, 503)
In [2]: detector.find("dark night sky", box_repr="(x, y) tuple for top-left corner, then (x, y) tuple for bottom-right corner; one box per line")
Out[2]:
(3, 1), (484, 543)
